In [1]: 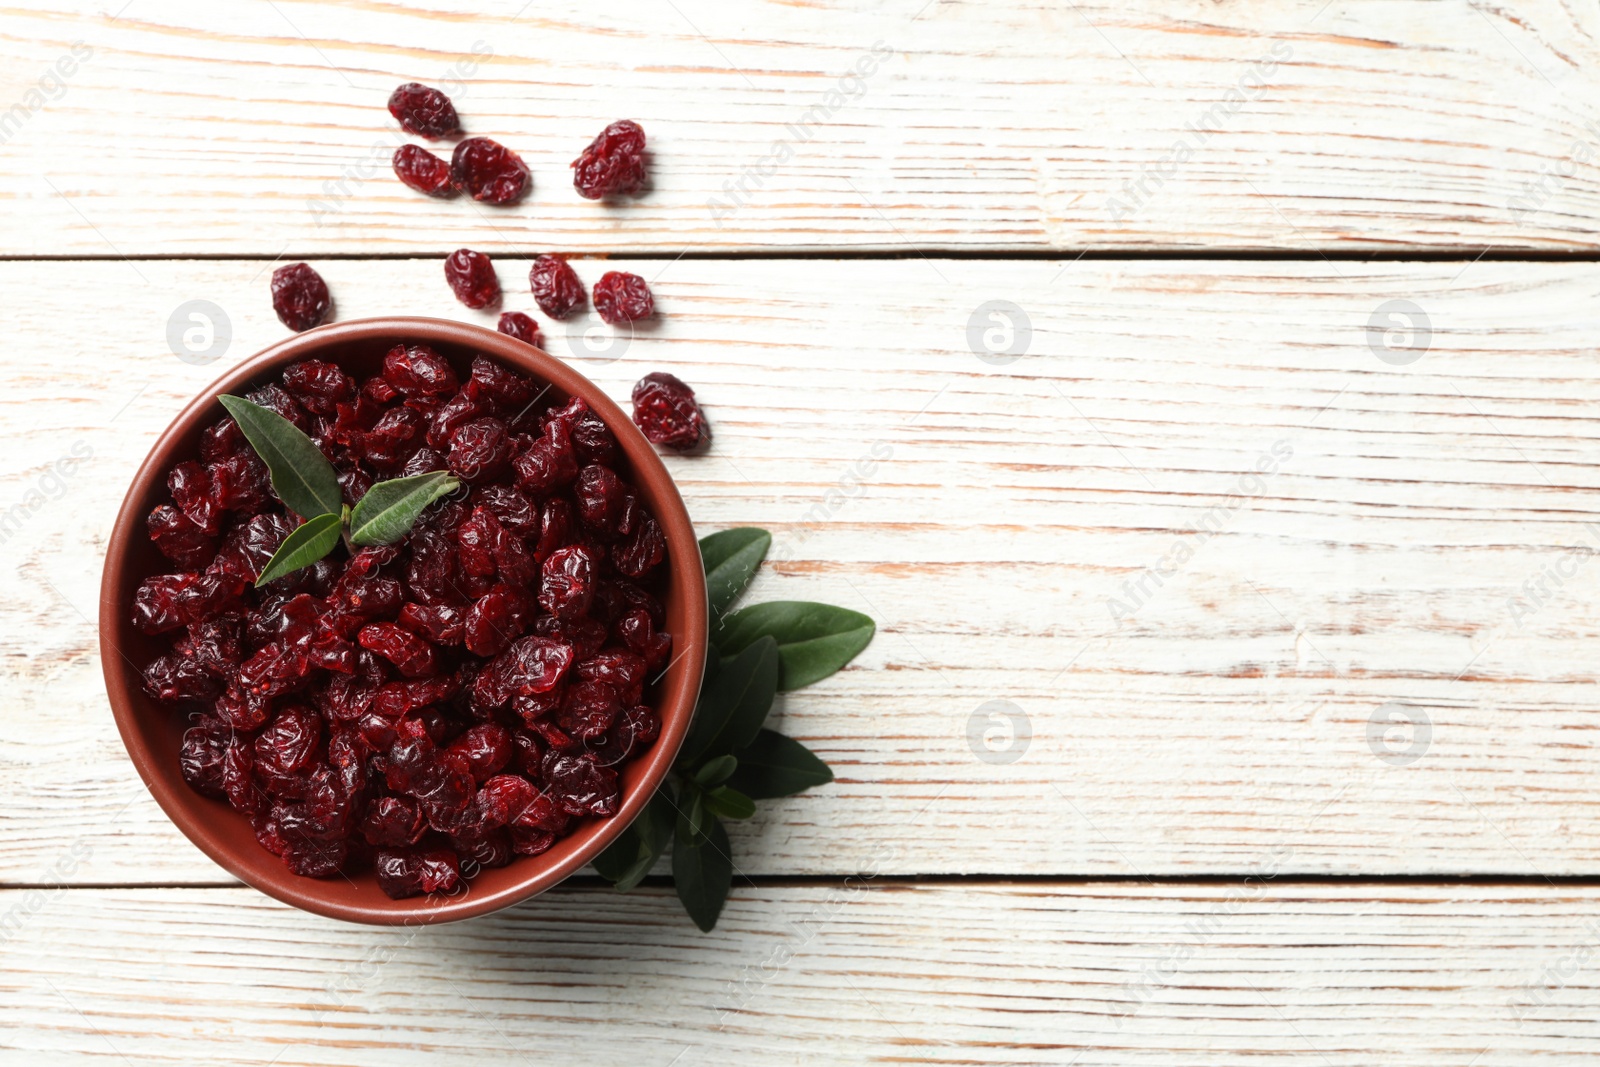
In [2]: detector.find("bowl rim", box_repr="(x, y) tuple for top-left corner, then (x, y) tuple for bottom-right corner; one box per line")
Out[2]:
(99, 316), (707, 925)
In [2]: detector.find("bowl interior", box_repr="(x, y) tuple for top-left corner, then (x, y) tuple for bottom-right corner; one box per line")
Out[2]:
(101, 318), (706, 925)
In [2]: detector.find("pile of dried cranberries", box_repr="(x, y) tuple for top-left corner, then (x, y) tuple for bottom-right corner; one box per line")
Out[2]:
(132, 346), (674, 899)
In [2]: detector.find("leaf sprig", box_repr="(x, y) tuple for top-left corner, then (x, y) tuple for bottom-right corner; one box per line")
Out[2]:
(218, 395), (459, 584)
(594, 527), (873, 930)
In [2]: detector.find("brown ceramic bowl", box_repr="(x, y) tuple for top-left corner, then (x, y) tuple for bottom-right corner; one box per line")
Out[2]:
(100, 317), (707, 925)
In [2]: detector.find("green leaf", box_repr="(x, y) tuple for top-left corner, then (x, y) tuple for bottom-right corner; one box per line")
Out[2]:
(254, 512), (343, 587)
(594, 788), (675, 892)
(218, 395), (343, 520)
(678, 636), (779, 766)
(700, 527), (771, 620)
(716, 601), (875, 690)
(693, 754), (738, 788)
(727, 729), (835, 800)
(672, 814), (732, 932)
(349, 471), (459, 546)
(676, 785), (707, 846)
(702, 786), (756, 821)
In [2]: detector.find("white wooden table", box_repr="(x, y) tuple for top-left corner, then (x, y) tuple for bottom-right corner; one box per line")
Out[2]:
(4, 2), (1599, 1063)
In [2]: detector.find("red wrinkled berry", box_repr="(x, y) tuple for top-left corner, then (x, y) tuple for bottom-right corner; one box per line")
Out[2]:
(375, 848), (461, 899)
(591, 271), (653, 325)
(271, 263), (331, 333)
(540, 545), (595, 620)
(393, 144), (455, 197)
(444, 248), (500, 309)
(497, 312), (542, 347)
(631, 372), (710, 452)
(528, 255), (585, 319)
(451, 137), (530, 205)
(448, 417), (512, 483)
(571, 120), (647, 200)
(387, 82), (460, 139)
(382, 343), (458, 399)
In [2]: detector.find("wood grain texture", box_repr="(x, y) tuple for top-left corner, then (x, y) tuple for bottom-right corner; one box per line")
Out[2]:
(5, 257), (1600, 884)
(3, 883), (1600, 1065)
(1, 0), (1598, 255)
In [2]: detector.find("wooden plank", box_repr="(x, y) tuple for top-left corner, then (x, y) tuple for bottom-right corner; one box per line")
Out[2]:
(5, 257), (1600, 884)
(2, 883), (1599, 1064)
(2, 0), (1598, 255)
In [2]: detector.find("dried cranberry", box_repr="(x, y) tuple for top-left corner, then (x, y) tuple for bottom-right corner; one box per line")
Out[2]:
(375, 848), (462, 899)
(168, 461), (219, 535)
(147, 505), (215, 569)
(392, 143), (456, 197)
(283, 360), (354, 415)
(539, 545), (595, 620)
(471, 635), (575, 709)
(528, 255), (585, 319)
(448, 417), (512, 483)
(143, 654), (221, 704)
(178, 718), (234, 797)
(571, 119), (647, 200)
(465, 355), (533, 412)
(591, 271), (653, 325)
(497, 312), (542, 347)
(444, 248), (500, 309)
(387, 82), (460, 138)
(270, 263), (331, 332)
(361, 796), (427, 847)
(542, 752), (620, 817)
(631, 371), (710, 452)
(451, 137), (530, 204)
(463, 587), (532, 657)
(446, 723), (513, 782)
(382, 343), (458, 399)
(358, 623), (440, 678)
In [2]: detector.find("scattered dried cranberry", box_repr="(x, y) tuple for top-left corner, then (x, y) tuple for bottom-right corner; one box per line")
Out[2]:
(271, 263), (331, 333)
(528, 255), (586, 319)
(571, 119), (647, 200)
(392, 144), (455, 197)
(443, 248), (500, 309)
(631, 372), (710, 452)
(387, 82), (460, 139)
(497, 312), (542, 347)
(133, 346), (672, 898)
(591, 271), (653, 325)
(451, 137), (530, 204)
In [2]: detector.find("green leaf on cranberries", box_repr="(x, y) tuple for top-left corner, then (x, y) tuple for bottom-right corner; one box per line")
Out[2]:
(348, 470), (459, 546)
(727, 729), (834, 799)
(218, 395), (343, 520)
(715, 601), (874, 690)
(700, 527), (770, 620)
(253, 512), (342, 587)
(672, 813), (732, 932)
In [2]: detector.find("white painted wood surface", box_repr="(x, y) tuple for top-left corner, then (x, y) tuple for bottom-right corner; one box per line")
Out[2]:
(1, 0), (1598, 255)
(6, 257), (1600, 887)
(6, 0), (1600, 1061)
(5, 883), (1600, 1065)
